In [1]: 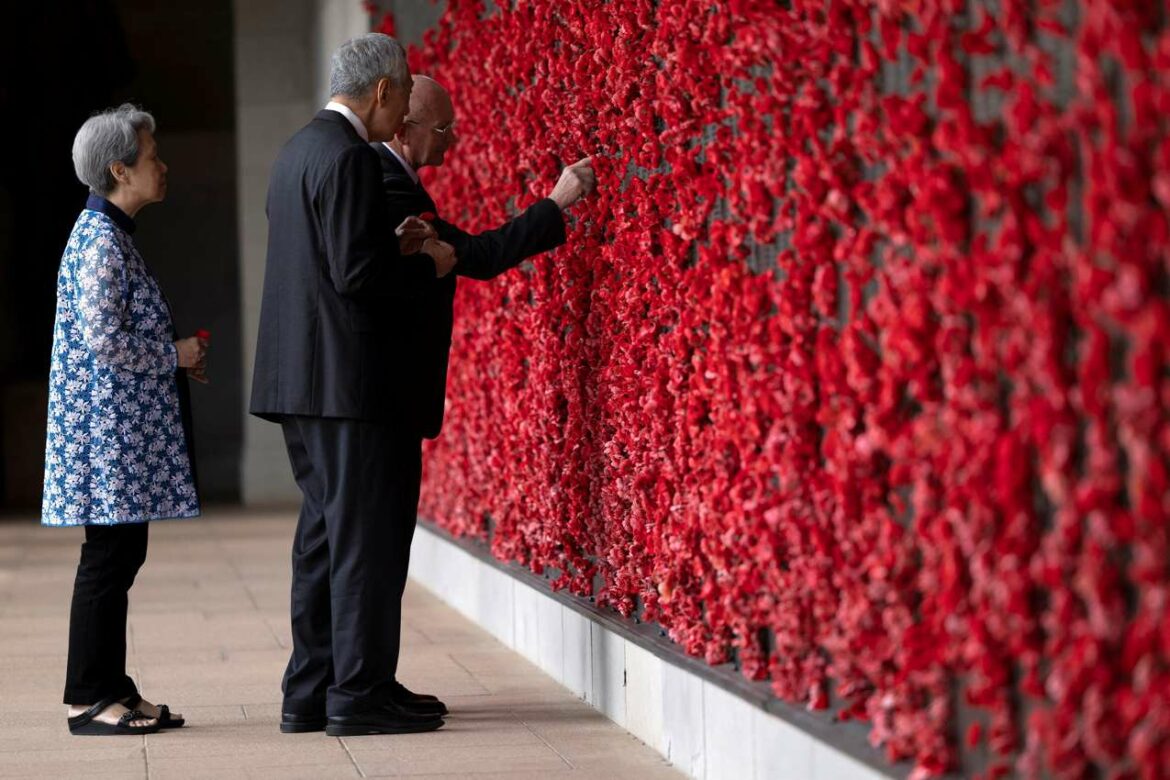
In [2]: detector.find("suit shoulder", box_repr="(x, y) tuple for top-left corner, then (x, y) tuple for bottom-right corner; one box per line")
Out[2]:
(277, 117), (323, 153)
(330, 140), (380, 177)
(283, 118), (368, 158)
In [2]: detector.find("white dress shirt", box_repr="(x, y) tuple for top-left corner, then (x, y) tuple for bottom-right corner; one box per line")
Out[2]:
(324, 101), (369, 142)
(382, 143), (420, 185)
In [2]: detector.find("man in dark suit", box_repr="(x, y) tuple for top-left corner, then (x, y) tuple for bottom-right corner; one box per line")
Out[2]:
(373, 75), (596, 440)
(250, 34), (458, 737)
(367, 75), (595, 694)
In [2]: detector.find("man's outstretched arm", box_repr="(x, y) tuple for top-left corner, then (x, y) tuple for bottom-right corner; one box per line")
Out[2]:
(382, 157), (595, 281)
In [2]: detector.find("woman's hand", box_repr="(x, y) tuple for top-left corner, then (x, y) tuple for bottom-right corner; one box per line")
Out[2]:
(189, 331), (210, 384)
(396, 216), (437, 255)
(174, 335), (208, 383)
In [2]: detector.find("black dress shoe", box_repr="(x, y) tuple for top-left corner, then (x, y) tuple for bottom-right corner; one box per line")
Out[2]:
(395, 698), (448, 717)
(325, 704), (444, 736)
(390, 680), (448, 715)
(280, 712), (327, 733)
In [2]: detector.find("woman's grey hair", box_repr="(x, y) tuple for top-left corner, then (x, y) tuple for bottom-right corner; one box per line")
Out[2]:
(71, 104), (156, 196)
(329, 33), (409, 99)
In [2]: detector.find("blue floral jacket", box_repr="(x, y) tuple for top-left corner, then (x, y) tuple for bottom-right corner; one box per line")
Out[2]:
(40, 198), (200, 525)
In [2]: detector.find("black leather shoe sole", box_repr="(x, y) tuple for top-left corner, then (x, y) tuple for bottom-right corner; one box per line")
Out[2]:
(325, 715), (444, 737)
(280, 713), (326, 733)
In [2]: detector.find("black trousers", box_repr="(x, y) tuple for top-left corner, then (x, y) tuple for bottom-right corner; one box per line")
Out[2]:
(63, 523), (149, 704)
(280, 416), (422, 717)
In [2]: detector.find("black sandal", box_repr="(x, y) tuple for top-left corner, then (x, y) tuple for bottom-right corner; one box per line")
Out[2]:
(124, 693), (185, 729)
(68, 696), (160, 736)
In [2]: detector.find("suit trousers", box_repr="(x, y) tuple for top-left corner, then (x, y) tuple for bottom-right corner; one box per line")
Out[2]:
(280, 415), (422, 716)
(63, 523), (148, 704)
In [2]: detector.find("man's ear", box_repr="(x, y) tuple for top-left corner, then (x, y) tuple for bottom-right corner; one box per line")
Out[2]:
(376, 77), (392, 106)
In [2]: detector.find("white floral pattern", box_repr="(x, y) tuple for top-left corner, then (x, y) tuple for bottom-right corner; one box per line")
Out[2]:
(41, 209), (200, 526)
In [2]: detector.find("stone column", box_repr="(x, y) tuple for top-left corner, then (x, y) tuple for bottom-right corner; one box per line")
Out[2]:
(234, 0), (316, 504)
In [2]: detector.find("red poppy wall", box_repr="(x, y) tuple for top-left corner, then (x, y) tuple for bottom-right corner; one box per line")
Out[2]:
(390, 1), (1170, 777)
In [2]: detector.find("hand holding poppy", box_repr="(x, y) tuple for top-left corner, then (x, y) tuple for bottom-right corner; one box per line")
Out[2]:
(189, 328), (211, 383)
(548, 156), (596, 211)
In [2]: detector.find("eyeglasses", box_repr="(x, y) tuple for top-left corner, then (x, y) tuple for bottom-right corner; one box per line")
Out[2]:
(405, 119), (456, 136)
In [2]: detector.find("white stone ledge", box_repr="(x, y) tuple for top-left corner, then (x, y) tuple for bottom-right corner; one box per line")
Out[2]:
(408, 523), (898, 780)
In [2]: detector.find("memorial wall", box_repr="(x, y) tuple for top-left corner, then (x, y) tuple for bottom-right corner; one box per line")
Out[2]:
(392, 1), (1170, 776)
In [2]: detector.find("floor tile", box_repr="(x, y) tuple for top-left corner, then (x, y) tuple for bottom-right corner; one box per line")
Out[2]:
(0, 509), (682, 780)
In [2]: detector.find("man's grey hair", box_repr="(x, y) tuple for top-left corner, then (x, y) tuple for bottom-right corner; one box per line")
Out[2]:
(329, 33), (409, 99)
(71, 104), (157, 196)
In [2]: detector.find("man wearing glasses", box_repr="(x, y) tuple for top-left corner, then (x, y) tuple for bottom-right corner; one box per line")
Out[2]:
(370, 76), (595, 717)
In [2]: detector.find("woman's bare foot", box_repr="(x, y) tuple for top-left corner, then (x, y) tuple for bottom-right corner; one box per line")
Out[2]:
(68, 702), (157, 728)
(122, 697), (181, 724)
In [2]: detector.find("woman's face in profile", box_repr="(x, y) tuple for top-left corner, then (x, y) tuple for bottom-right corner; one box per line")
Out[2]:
(116, 129), (168, 206)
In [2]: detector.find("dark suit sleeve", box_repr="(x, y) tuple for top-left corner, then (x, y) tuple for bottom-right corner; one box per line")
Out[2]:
(436, 199), (567, 281)
(321, 145), (436, 299)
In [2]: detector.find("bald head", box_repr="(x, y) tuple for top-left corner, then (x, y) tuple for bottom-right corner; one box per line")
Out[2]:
(405, 76), (452, 125)
(393, 75), (457, 170)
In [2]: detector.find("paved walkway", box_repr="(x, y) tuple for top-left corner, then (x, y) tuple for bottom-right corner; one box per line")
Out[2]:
(0, 509), (682, 779)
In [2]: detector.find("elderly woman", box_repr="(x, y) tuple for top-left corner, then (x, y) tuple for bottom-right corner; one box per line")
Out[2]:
(42, 104), (208, 735)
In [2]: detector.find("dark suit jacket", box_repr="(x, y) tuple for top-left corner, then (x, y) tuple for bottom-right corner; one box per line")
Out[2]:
(373, 143), (566, 438)
(250, 111), (437, 423)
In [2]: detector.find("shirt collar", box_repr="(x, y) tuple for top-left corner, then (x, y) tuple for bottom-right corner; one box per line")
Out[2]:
(324, 101), (369, 142)
(85, 194), (136, 235)
(382, 143), (419, 185)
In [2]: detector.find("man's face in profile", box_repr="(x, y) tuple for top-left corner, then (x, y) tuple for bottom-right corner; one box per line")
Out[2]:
(403, 98), (457, 168)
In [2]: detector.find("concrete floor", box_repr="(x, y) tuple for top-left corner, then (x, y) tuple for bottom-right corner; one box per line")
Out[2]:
(0, 508), (682, 779)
